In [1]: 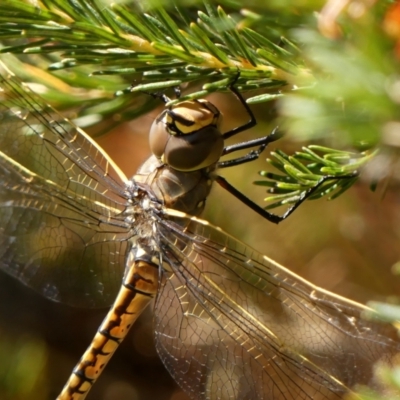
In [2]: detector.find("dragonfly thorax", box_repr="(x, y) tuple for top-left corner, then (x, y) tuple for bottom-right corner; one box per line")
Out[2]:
(133, 155), (214, 216)
(134, 98), (225, 217)
(149, 99), (224, 172)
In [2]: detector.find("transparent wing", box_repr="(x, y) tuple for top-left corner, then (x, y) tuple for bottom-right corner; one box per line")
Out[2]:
(154, 213), (400, 400)
(0, 63), (132, 307)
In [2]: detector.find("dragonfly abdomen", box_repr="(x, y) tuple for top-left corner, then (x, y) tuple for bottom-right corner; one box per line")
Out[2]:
(57, 246), (159, 400)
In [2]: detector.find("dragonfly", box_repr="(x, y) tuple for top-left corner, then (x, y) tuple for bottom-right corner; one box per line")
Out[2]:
(0, 61), (399, 400)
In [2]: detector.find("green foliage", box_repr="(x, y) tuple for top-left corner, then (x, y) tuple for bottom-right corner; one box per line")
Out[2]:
(0, 0), (310, 97)
(0, 0), (311, 139)
(255, 146), (368, 208)
(279, 23), (400, 147)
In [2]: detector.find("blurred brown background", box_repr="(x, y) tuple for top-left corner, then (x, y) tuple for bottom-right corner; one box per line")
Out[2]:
(0, 92), (399, 400)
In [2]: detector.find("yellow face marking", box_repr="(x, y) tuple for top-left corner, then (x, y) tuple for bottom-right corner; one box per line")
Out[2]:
(167, 100), (219, 135)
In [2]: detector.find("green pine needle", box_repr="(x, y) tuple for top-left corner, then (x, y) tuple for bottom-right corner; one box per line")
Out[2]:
(0, 0), (315, 137)
(255, 146), (376, 209)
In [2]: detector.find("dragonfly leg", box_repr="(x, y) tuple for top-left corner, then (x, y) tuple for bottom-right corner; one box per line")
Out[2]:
(221, 81), (257, 140)
(57, 251), (159, 400)
(215, 173), (358, 224)
(218, 127), (282, 168)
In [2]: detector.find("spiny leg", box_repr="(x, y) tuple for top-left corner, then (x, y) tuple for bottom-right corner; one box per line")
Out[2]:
(57, 253), (159, 400)
(215, 173), (358, 224)
(218, 127), (282, 169)
(222, 79), (257, 140)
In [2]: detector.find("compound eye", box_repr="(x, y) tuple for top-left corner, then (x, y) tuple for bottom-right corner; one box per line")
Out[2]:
(149, 110), (170, 159)
(149, 99), (224, 171)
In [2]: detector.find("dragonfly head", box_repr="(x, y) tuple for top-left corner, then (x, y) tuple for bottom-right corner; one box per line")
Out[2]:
(149, 99), (224, 172)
